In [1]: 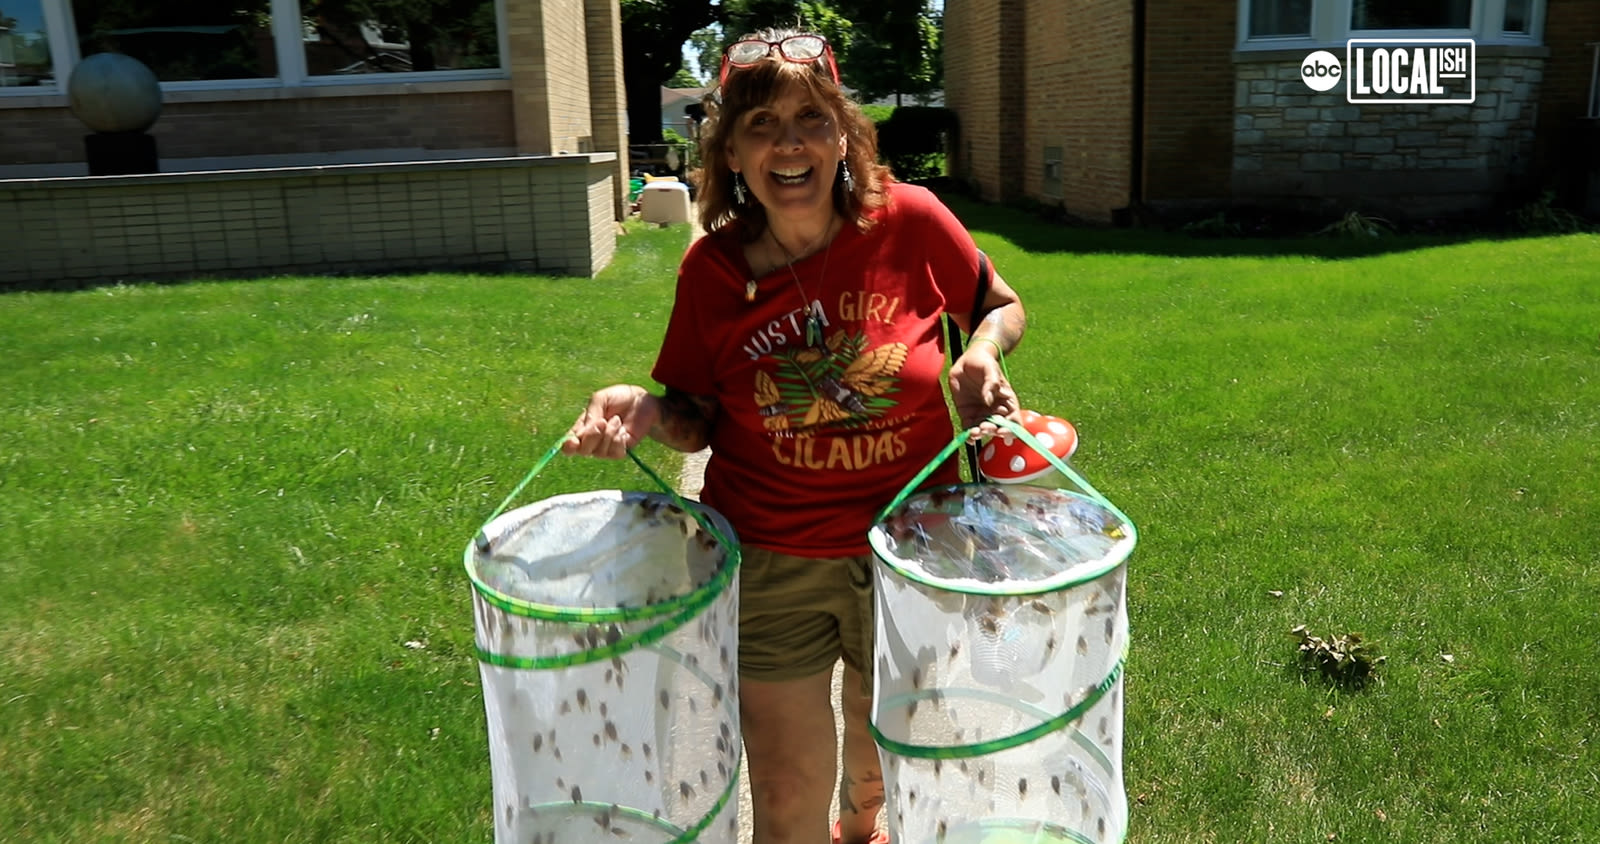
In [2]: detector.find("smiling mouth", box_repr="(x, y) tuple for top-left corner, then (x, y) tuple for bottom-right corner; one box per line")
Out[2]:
(770, 167), (813, 186)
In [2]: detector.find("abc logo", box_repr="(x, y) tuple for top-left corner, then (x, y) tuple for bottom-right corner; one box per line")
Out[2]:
(1300, 50), (1342, 92)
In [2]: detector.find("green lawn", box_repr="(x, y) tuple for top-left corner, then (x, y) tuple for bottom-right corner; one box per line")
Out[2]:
(2, 206), (1597, 842)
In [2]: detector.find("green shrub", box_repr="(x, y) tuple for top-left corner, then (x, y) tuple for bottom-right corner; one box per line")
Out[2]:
(1180, 212), (1243, 237)
(873, 106), (957, 182)
(1512, 191), (1590, 234)
(859, 104), (895, 125)
(1316, 210), (1393, 238)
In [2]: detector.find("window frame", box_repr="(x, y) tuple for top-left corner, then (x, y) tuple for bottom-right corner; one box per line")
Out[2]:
(1, 0), (509, 98)
(1237, 0), (1546, 50)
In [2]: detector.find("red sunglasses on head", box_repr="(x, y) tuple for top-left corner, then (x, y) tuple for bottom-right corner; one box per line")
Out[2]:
(718, 33), (840, 88)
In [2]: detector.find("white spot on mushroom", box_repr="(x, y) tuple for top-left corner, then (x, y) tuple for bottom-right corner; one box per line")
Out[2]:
(1036, 432), (1056, 451)
(1047, 420), (1069, 436)
(982, 443), (996, 461)
(1009, 455), (1027, 473)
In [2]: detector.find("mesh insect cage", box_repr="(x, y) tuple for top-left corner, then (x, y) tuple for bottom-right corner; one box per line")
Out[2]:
(868, 418), (1137, 844)
(464, 447), (742, 844)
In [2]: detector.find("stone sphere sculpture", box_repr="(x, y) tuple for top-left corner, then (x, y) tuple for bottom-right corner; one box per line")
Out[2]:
(68, 53), (162, 134)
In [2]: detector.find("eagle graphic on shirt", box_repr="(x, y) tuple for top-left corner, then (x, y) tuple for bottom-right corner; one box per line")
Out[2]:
(754, 330), (907, 434)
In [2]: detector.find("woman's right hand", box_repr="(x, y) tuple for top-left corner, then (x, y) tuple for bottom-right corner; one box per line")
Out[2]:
(562, 384), (660, 460)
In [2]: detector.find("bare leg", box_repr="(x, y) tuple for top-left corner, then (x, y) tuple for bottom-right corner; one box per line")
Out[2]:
(836, 664), (885, 843)
(741, 668), (838, 844)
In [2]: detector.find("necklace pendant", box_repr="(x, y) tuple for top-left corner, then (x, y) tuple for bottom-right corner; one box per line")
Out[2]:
(805, 313), (824, 348)
(745, 279), (757, 302)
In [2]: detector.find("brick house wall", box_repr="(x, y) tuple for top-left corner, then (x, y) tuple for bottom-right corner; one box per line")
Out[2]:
(946, 0), (1597, 221)
(508, 0), (593, 155)
(1025, 0), (1136, 221)
(1143, 0), (1235, 204)
(1232, 51), (1546, 216)
(943, 0), (1007, 201)
(1, 87), (514, 167)
(585, 0), (630, 220)
(1532, 0), (1600, 199)
(0, 155), (618, 287)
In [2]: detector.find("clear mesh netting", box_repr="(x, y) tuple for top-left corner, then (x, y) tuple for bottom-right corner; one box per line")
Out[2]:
(465, 490), (742, 844)
(868, 484), (1136, 844)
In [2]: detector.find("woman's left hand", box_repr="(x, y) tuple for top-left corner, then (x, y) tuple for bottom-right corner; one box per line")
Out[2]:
(949, 344), (1020, 439)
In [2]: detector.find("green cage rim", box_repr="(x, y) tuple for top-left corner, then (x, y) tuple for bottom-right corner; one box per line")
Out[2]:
(868, 415), (1138, 597)
(869, 652), (1125, 759)
(510, 757), (741, 844)
(472, 583), (730, 670)
(465, 491), (741, 624)
(934, 818), (1103, 844)
(466, 440), (740, 623)
(868, 484), (1135, 597)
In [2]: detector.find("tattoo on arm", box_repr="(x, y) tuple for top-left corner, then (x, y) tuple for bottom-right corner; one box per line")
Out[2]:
(652, 388), (717, 452)
(973, 304), (1026, 355)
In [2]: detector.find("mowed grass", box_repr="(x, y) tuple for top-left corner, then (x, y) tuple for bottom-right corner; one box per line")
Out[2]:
(2, 204), (1598, 842)
(0, 225), (694, 842)
(944, 200), (1600, 843)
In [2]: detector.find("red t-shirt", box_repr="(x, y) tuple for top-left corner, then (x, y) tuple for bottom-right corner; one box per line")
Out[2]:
(652, 183), (982, 556)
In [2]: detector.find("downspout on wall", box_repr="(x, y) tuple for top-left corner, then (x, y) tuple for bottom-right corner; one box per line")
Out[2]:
(1115, 0), (1147, 225)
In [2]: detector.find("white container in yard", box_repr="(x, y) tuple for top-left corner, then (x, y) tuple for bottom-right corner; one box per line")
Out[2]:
(640, 180), (692, 225)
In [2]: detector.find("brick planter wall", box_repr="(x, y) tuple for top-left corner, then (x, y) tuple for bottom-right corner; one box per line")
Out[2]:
(0, 154), (617, 289)
(1231, 48), (1547, 216)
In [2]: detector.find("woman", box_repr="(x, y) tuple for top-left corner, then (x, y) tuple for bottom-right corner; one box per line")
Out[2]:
(564, 28), (1027, 844)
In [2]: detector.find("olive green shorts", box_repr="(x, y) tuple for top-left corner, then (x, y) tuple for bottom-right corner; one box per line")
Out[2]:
(737, 547), (875, 692)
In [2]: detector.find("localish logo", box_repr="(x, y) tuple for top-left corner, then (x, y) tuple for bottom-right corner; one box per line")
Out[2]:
(1345, 39), (1475, 104)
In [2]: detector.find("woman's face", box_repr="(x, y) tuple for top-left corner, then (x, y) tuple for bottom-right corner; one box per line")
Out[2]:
(725, 80), (847, 225)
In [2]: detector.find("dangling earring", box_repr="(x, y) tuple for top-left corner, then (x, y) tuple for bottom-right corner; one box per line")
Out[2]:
(733, 172), (748, 205)
(839, 160), (855, 194)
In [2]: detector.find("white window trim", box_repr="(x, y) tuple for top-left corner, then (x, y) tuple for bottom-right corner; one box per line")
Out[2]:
(1237, 0), (1547, 50)
(1, 0), (508, 98)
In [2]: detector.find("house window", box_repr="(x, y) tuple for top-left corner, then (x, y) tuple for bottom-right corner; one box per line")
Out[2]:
(1502, 0), (1530, 33)
(1250, 0), (1313, 38)
(71, 0), (277, 81)
(1350, 0), (1470, 31)
(0, 0), (505, 96)
(301, 0), (501, 76)
(1240, 0), (1544, 46)
(0, 0), (56, 87)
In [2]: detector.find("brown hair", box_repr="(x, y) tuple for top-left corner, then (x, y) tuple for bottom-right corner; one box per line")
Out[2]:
(697, 28), (893, 238)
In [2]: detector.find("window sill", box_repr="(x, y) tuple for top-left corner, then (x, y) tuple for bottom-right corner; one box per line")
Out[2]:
(1234, 43), (1550, 62)
(0, 76), (511, 110)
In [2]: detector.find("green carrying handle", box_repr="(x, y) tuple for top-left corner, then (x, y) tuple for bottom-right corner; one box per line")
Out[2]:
(474, 436), (735, 559)
(465, 436), (740, 641)
(876, 414), (1116, 526)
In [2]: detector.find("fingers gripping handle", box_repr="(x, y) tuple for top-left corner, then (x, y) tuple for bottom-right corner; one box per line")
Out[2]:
(875, 415), (1114, 525)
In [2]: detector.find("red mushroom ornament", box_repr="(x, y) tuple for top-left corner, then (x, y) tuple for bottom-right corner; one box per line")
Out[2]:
(977, 410), (1079, 488)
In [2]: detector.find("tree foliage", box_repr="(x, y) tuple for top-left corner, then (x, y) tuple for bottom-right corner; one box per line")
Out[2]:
(621, 0), (718, 144)
(666, 67), (704, 87)
(716, 0), (938, 104)
(621, 0), (940, 143)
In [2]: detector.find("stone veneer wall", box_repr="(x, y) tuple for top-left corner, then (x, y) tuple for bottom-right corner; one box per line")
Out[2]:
(1232, 48), (1546, 216)
(0, 154), (617, 289)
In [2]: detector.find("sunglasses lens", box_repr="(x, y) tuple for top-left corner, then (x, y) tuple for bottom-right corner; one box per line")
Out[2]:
(782, 35), (826, 60)
(727, 40), (770, 65)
